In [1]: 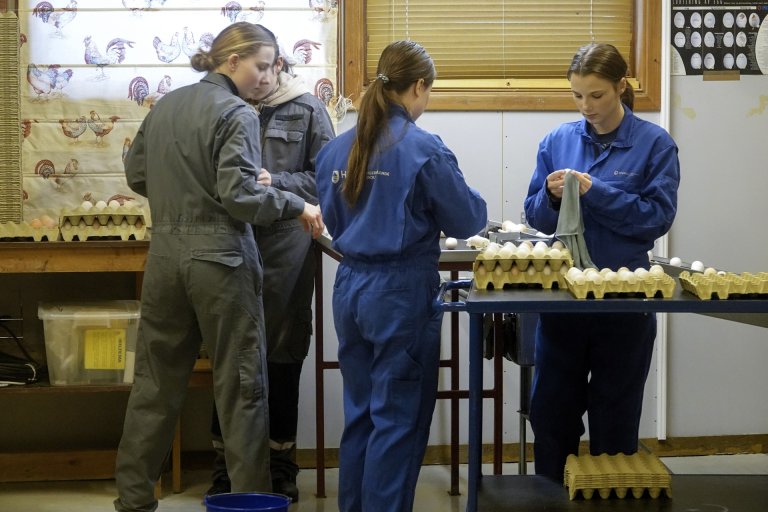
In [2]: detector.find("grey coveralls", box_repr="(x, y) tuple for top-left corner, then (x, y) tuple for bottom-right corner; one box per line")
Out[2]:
(210, 88), (335, 483)
(115, 72), (305, 512)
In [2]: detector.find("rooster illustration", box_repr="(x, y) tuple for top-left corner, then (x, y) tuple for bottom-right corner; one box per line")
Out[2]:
(128, 75), (171, 108)
(35, 158), (79, 188)
(309, 0), (337, 21)
(108, 193), (136, 205)
(33, 0), (77, 37)
(21, 119), (38, 140)
(314, 78), (334, 106)
(59, 116), (87, 143)
(182, 27), (214, 57)
(293, 39), (322, 64)
(220, 1), (265, 23)
(122, 138), (132, 163)
(87, 110), (120, 146)
(83, 36), (136, 80)
(153, 32), (181, 63)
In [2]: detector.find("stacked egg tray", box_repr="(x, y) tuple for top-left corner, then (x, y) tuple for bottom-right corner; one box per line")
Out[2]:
(59, 204), (147, 241)
(678, 270), (768, 300)
(564, 452), (672, 500)
(472, 242), (573, 291)
(564, 266), (676, 299)
(0, 221), (59, 242)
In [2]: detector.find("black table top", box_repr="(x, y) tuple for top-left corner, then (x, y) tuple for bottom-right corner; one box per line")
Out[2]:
(477, 474), (768, 511)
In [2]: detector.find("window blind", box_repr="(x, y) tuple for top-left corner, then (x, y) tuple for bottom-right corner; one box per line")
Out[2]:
(366, 0), (633, 81)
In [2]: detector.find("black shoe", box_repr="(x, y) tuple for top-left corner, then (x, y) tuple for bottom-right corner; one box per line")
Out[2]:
(272, 477), (299, 502)
(205, 477), (231, 497)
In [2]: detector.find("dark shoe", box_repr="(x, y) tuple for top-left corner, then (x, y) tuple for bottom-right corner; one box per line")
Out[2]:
(205, 477), (231, 497)
(272, 477), (299, 502)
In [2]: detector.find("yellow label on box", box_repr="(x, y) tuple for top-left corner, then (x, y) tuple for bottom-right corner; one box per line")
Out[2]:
(83, 328), (126, 370)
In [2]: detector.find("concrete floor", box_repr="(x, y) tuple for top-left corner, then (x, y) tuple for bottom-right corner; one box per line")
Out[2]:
(0, 455), (766, 511)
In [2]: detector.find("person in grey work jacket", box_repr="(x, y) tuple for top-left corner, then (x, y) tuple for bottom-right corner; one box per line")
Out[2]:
(114, 22), (324, 512)
(523, 43), (680, 482)
(316, 40), (487, 512)
(206, 40), (335, 500)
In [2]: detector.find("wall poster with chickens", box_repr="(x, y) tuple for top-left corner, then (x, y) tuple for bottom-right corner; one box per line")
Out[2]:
(17, 0), (338, 224)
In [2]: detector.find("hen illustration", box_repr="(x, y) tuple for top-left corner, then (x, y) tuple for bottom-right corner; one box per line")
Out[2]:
(220, 1), (265, 23)
(314, 78), (334, 106)
(33, 0), (77, 37)
(182, 27), (214, 57)
(83, 36), (136, 79)
(59, 116), (87, 143)
(27, 63), (72, 99)
(108, 193), (136, 206)
(153, 32), (181, 63)
(128, 75), (171, 108)
(293, 39), (322, 64)
(87, 110), (120, 146)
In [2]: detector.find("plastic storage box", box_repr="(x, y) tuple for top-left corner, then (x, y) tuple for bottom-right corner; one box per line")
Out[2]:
(38, 301), (140, 386)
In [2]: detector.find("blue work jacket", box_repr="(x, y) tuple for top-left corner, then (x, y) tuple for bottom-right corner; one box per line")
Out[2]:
(524, 105), (680, 270)
(316, 106), (487, 266)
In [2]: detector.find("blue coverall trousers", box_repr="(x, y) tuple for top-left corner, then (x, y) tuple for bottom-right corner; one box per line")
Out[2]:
(529, 312), (656, 481)
(332, 260), (442, 512)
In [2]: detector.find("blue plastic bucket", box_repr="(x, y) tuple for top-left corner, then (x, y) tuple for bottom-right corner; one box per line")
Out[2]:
(204, 492), (291, 512)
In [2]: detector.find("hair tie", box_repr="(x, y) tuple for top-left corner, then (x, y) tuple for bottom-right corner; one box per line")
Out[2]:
(376, 73), (390, 83)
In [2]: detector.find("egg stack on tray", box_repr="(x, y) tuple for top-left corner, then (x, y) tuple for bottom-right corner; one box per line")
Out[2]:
(471, 239), (573, 290)
(0, 217), (60, 241)
(59, 200), (147, 241)
(563, 265), (676, 299)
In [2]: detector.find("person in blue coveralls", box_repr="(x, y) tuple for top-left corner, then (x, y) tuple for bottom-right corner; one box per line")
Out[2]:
(316, 40), (488, 512)
(523, 43), (680, 481)
(115, 22), (324, 512)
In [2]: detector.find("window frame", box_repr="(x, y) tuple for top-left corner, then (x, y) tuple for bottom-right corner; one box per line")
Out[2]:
(341, 1), (661, 111)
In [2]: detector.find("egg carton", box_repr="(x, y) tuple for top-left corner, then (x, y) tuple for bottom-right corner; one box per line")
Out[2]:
(59, 219), (147, 241)
(0, 221), (60, 242)
(473, 259), (569, 290)
(60, 204), (146, 229)
(564, 452), (672, 500)
(564, 272), (676, 299)
(678, 270), (768, 299)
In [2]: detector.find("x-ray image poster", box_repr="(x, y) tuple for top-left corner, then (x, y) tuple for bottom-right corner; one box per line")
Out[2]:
(671, 1), (768, 75)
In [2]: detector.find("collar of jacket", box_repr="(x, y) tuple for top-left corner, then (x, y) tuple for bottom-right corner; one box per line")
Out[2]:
(201, 72), (239, 96)
(388, 103), (414, 124)
(576, 103), (635, 149)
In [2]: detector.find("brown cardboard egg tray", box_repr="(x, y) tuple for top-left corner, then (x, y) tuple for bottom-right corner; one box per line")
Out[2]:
(0, 221), (59, 242)
(678, 270), (768, 300)
(564, 452), (672, 500)
(473, 253), (572, 290)
(59, 205), (147, 241)
(564, 271), (676, 299)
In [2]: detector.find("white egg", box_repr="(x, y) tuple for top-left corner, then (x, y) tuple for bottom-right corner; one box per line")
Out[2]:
(542, 265), (552, 276)
(94, 200), (108, 210)
(704, 267), (717, 276)
(108, 200), (121, 209)
(531, 246), (546, 258)
(552, 240), (565, 250)
(599, 267), (612, 275)
(717, 270), (727, 276)
(445, 237), (458, 249)
(549, 248), (562, 259)
(566, 267), (583, 280)
(634, 268), (649, 278)
(584, 267), (599, 277)
(649, 264), (665, 277)
(691, 260), (705, 272)
(80, 201), (93, 211)
(587, 273), (604, 285)
(605, 271), (619, 283)
(498, 243), (516, 259)
(483, 242), (501, 259)
(669, 257), (682, 266)
(527, 266), (537, 277)
(516, 244), (531, 258)
(574, 275), (586, 285)
(501, 220), (518, 232)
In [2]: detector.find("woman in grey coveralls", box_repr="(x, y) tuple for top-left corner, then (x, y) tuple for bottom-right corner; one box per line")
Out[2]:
(114, 22), (324, 512)
(207, 40), (335, 501)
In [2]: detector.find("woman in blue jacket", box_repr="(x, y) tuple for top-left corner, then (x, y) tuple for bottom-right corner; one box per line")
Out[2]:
(316, 41), (487, 512)
(523, 43), (680, 481)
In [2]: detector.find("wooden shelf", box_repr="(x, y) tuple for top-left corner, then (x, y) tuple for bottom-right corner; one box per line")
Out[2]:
(0, 240), (149, 273)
